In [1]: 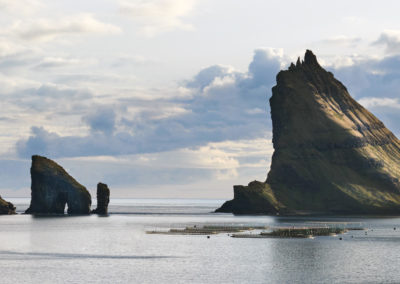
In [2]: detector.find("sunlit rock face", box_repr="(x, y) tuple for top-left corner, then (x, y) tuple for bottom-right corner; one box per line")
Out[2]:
(25, 155), (92, 214)
(0, 196), (16, 215)
(217, 50), (400, 215)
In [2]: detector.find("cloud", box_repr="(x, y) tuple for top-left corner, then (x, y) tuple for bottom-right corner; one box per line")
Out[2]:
(372, 30), (400, 55)
(119, 0), (197, 36)
(358, 97), (400, 109)
(83, 107), (117, 134)
(13, 45), (400, 162)
(9, 14), (121, 42)
(10, 83), (93, 112)
(185, 65), (235, 91)
(244, 48), (283, 88)
(0, 0), (43, 16)
(0, 72), (39, 94)
(331, 54), (400, 99)
(320, 35), (362, 47)
(33, 57), (92, 69)
(16, 48), (282, 158)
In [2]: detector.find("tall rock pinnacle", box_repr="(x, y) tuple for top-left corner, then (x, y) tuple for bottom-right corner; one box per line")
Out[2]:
(217, 50), (400, 215)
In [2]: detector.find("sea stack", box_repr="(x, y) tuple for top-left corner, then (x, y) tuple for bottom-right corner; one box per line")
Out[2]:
(0, 196), (16, 215)
(91, 182), (110, 214)
(25, 155), (92, 214)
(217, 50), (400, 215)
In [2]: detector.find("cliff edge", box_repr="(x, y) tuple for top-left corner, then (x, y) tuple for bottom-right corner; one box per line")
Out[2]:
(216, 50), (400, 215)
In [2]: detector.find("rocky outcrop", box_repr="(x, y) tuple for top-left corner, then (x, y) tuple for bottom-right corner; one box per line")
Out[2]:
(0, 196), (16, 215)
(216, 181), (280, 214)
(25, 155), (92, 214)
(217, 50), (400, 215)
(91, 182), (110, 214)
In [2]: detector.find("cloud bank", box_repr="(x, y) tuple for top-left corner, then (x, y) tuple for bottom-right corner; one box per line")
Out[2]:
(16, 48), (283, 158)
(13, 42), (400, 159)
(119, 0), (197, 36)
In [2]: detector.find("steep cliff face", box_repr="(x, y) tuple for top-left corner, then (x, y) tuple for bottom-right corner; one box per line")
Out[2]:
(25, 155), (92, 214)
(217, 50), (400, 215)
(91, 182), (110, 215)
(0, 196), (16, 215)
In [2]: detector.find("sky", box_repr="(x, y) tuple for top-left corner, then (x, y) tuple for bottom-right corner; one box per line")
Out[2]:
(1, 0), (400, 198)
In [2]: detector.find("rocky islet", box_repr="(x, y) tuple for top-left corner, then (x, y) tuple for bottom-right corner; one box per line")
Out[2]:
(18, 155), (109, 215)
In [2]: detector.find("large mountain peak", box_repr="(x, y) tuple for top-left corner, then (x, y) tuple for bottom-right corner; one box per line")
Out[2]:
(217, 50), (400, 215)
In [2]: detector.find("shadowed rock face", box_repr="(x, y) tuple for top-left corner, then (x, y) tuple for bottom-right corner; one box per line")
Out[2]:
(25, 155), (92, 214)
(0, 196), (16, 215)
(91, 183), (110, 214)
(217, 50), (400, 215)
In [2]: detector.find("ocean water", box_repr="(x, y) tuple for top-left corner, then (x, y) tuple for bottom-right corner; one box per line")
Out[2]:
(1, 199), (400, 284)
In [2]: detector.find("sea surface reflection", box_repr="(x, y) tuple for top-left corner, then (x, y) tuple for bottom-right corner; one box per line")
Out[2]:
(1, 198), (400, 284)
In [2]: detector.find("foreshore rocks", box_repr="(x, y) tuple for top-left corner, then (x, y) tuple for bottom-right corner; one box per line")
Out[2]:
(25, 155), (92, 214)
(0, 196), (16, 215)
(91, 182), (110, 214)
(217, 50), (400, 215)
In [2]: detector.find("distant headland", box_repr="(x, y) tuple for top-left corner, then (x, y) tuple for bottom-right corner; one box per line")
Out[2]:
(216, 50), (400, 215)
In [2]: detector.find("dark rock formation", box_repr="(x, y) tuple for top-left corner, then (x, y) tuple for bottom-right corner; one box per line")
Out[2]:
(25, 155), (92, 214)
(217, 50), (400, 215)
(91, 182), (110, 214)
(0, 196), (16, 215)
(216, 181), (279, 215)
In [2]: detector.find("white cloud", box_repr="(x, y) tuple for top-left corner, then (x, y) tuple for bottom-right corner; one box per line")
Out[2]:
(119, 0), (197, 36)
(0, 73), (39, 94)
(373, 30), (400, 55)
(358, 97), (400, 109)
(203, 75), (236, 94)
(8, 14), (121, 42)
(13, 48), (282, 158)
(322, 35), (362, 45)
(34, 57), (97, 69)
(0, 37), (27, 58)
(0, 0), (43, 16)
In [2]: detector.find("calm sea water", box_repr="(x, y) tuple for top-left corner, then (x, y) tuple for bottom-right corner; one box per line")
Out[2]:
(1, 198), (400, 284)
